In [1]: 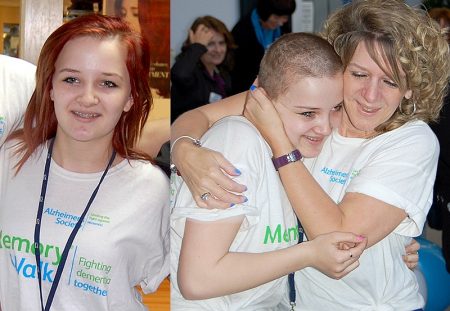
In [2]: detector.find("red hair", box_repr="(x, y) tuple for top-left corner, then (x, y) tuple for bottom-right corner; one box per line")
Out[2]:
(9, 14), (152, 171)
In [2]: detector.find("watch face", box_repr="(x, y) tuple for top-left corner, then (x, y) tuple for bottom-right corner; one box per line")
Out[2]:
(287, 152), (296, 163)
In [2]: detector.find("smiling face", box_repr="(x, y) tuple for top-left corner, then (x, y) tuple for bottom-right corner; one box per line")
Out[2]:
(50, 36), (133, 147)
(200, 29), (227, 70)
(341, 41), (412, 138)
(274, 74), (344, 158)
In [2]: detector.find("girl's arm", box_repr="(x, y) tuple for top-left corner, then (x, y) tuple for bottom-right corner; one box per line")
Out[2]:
(178, 216), (366, 300)
(244, 87), (431, 248)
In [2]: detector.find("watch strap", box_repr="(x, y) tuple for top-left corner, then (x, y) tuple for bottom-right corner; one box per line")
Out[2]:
(272, 149), (302, 170)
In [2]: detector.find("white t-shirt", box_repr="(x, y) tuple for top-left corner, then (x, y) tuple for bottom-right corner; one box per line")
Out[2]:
(170, 116), (298, 310)
(0, 141), (170, 311)
(0, 55), (35, 147)
(295, 120), (437, 310)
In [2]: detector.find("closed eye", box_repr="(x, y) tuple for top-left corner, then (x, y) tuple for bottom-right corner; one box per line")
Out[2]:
(351, 72), (367, 78)
(332, 103), (343, 111)
(383, 79), (398, 88)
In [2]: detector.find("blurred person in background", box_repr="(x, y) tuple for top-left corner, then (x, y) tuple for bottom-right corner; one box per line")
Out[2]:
(230, 0), (296, 94)
(171, 16), (235, 123)
(427, 6), (450, 273)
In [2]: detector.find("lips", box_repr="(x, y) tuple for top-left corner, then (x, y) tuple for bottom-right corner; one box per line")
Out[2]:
(359, 103), (380, 114)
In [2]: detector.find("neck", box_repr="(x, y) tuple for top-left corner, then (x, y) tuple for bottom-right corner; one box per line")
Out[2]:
(51, 134), (119, 173)
(203, 62), (216, 77)
(260, 20), (271, 30)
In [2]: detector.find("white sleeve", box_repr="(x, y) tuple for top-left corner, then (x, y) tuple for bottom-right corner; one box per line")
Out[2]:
(0, 56), (35, 146)
(141, 169), (170, 294)
(171, 117), (268, 235)
(346, 122), (438, 236)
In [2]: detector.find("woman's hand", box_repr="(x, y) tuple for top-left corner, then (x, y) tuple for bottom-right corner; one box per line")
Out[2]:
(244, 86), (291, 153)
(403, 238), (420, 270)
(189, 24), (213, 47)
(305, 232), (367, 279)
(172, 138), (247, 208)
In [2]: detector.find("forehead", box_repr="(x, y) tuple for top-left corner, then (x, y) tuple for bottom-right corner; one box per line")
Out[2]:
(209, 30), (225, 42)
(350, 41), (405, 78)
(278, 75), (343, 109)
(55, 36), (128, 71)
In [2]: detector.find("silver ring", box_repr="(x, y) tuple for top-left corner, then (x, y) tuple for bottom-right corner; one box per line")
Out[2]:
(200, 192), (211, 201)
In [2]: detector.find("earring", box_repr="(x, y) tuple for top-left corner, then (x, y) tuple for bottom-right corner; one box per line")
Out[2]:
(399, 101), (416, 116)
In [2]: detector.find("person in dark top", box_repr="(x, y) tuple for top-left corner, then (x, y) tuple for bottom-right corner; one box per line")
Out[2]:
(171, 16), (235, 123)
(230, 0), (296, 94)
(427, 6), (450, 273)
(429, 89), (450, 273)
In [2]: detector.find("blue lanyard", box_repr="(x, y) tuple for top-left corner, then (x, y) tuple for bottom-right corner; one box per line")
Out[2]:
(288, 218), (304, 310)
(33, 139), (116, 311)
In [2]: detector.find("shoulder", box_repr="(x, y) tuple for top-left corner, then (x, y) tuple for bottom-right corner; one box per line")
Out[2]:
(205, 116), (263, 146)
(232, 15), (253, 36)
(0, 55), (35, 82)
(202, 116), (269, 165)
(366, 121), (439, 166)
(0, 56), (36, 122)
(0, 55), (35, 72)
(385, 120), (438, 150)
(120, 159), (170, 190)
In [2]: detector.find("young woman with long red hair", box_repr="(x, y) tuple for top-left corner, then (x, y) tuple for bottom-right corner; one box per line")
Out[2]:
(0, 14), (169, 310)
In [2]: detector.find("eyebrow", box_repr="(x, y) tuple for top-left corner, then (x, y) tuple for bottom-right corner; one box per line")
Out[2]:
(347, 63), (366, 70)
(57, 68), (124, 80)
(347, 62), (403, 79)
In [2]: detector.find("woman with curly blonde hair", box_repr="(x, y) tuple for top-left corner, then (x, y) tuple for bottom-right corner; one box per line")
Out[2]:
(170, 0), (448, 309)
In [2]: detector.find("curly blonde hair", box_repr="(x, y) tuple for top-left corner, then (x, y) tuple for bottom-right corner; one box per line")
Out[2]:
(322, 0), (450, 133)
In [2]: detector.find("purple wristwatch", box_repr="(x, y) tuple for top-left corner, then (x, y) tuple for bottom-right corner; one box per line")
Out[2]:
(272, 149), (302, 170)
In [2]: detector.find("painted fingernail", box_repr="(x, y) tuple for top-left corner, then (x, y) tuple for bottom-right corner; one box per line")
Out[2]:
(235, 168), (241, 175)
(230, 203), (235, 207)
(243, 196), (248, 203)
(250, 85), (257, 91)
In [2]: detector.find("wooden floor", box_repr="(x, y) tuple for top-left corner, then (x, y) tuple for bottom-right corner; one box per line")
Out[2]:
(141, 278), (170, 310)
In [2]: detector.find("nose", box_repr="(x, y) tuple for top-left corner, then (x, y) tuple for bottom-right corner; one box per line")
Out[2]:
(362, 79), (379, 103)
(211, 46), (219, 53)
(315, 115), (332, 136)
(77, 85), (99, 107)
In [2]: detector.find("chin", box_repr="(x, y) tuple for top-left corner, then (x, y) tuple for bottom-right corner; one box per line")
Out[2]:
(300, 141), (325, 158)
(302, 151), (320, 159)
(349, 116), (379, 133)
(299, 146), (321, 159)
